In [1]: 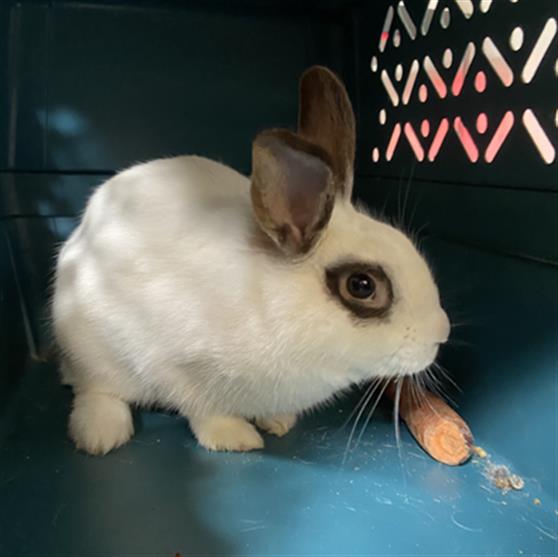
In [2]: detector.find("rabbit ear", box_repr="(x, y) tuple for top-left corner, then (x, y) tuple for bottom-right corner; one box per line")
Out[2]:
(298, 65), (356, 200)
(251, 129), (336, 257)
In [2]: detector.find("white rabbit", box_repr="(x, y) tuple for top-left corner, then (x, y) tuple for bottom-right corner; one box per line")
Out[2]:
(52, 66), (450, 455)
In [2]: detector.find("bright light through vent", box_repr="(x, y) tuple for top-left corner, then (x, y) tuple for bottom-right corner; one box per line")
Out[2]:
(479, 0), (493, 14)
(404, 122), (425, 161)
(440, 7), (450, 29)
(485, 112), (514, 163)
(402, 60), (419, 104)
(474, 71), (487, 93)
(476, 113), (488, 134)
(454, 117), (479, 162)
(381, 70), (400, 106)
(455, 0), (474, 19)
(509, 27), (524, 51)
(428, 118), (449, 161)
(397, 1), (417, 40)
(521, 18), (557, 84)
(379, 6), (394, 52)
(522, 109), (556, 164)
(482, 37), (514, 87)
(369, 1), (557, 166)
(421, 0), (438, 36)
(452, 42), (476, 96)
(386, 123), (402, 161)
(424, 56), (447, 98)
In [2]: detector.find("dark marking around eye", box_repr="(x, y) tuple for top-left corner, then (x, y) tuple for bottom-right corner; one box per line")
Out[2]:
(325, 261), (393, 319)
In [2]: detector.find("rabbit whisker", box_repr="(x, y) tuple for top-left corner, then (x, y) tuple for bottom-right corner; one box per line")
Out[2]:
(342, 378), (384, 465)
(354, 377), (391, 449)
(393, 376), (403, 448)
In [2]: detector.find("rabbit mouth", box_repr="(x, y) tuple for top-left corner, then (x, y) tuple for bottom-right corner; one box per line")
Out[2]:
(382, 343), (441, 378)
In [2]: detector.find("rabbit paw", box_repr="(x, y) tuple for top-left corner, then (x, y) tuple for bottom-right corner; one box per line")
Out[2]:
(69, 392), (134, 455)
(190, 415), (264, 452)
(255, 414), (297, 437)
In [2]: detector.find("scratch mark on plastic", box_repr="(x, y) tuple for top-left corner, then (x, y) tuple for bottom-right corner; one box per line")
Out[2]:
(240, 524), (267, 533)
(451, 512), (483, 532)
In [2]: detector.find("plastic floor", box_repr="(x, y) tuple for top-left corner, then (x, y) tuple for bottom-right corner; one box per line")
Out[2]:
(1, 362), (556, 556)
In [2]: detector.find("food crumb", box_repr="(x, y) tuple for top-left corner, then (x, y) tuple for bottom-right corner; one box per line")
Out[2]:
(473, 446), (488, 458)
(486, 464), (524, 493)
(533, 498), (541, 506)
(508, 474), (525, 490)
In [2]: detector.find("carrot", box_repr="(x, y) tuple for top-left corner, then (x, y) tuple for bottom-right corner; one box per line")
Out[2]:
(386, 380), (473, 466)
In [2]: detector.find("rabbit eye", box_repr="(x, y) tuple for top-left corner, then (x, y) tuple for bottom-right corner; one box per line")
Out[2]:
(326, 262), (393, 319)
(347, 273), (376, 299)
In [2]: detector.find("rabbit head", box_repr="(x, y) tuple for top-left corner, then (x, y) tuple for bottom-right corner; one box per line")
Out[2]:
(250, 66), (449, 381)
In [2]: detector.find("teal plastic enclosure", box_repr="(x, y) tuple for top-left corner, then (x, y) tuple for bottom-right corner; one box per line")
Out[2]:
(1, 1), (557, 555)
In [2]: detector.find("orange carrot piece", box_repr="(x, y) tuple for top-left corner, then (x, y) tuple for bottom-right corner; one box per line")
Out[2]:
(386, 381), (473, 466)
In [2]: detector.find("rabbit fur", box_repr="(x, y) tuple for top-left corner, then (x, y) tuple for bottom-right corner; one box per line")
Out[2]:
(52, 66), (450, 455)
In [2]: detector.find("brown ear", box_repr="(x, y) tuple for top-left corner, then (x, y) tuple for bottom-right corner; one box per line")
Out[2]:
(298, 66), (356, 199)
(251, 129), (336, 257)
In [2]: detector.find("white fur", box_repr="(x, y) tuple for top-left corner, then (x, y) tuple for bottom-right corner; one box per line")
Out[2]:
(189, 415), (264, 452)
(255, 414), (297, 437)
(53, 156), (449, 453)
(69, 392), (134, 455)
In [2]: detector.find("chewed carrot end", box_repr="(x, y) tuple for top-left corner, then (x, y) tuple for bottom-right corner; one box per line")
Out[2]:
(387, 380), (474, 466)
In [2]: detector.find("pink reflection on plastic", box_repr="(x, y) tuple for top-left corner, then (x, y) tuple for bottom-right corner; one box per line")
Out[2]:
(452, 43), (476, 96)
(386, 123), (402, 161)
(454, 117), (479, 162)
(418, 84), (428, 102)
(476, 113), (488, 134)
(474, 71), (487, 93)
(485, 111), (514, 162)
(428, 118), (449, 161)
(423, 56), (447, 98)
(421, 119), (430, 137)
(379, 6), (394, 52)
(404, 123), (425, 161)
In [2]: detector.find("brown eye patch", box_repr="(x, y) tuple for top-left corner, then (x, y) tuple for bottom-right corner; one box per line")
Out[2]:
(325, 262), (393, 319)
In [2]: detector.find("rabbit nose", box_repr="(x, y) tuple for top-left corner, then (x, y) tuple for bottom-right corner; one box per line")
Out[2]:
(433, 310), (451, 344)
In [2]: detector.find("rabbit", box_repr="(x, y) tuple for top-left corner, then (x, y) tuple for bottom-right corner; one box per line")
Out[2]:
(52, 66), (450, 455)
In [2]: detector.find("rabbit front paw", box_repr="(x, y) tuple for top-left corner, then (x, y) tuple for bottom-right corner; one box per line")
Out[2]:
(189, 415), (264, 452)
(255, 414), (297, 437)
(69, 392), (134, 455)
